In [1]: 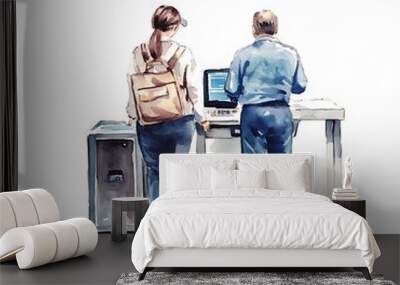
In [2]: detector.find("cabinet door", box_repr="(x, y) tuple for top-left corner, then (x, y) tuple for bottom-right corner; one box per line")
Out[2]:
(96, 139), (135, 230)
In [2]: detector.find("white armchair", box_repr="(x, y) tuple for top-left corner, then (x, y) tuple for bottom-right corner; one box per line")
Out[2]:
(0, 189), (98, 269)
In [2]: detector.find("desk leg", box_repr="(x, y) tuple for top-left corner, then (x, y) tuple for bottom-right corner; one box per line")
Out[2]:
(293, 119), (300, 137)
(134, 201), (149, 232)
(112, 201), (124, 242)
(196, 123), (206, 153)
(326, 120), (343, 195)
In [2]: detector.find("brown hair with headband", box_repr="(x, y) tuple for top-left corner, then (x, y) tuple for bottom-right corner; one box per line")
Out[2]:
(149, 5), (182, 59)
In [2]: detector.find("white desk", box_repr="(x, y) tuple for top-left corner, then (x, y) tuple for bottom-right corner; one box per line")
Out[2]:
(196, 98), (345, 192)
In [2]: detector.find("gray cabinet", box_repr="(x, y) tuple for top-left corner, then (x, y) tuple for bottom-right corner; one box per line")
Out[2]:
(87, 120), (145, 231)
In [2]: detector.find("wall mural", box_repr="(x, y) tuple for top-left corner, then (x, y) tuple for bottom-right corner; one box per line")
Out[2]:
(87, 5), (345, 229)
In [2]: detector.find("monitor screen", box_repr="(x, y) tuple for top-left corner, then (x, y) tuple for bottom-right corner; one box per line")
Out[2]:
(204, 69), (237, 108)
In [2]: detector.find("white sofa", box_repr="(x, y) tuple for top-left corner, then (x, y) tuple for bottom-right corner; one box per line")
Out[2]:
(0, 189), (98, 269)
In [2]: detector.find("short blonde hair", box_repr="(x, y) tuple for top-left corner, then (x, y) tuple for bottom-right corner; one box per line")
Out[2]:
(253, 10), (278, 36)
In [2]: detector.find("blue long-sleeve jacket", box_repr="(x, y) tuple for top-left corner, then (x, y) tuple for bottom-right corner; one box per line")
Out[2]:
(225, 36), (307, 105)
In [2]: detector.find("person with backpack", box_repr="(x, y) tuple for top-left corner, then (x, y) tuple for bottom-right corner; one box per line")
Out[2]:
(225, 10), (307, 154)
(126, 5), (209, 201)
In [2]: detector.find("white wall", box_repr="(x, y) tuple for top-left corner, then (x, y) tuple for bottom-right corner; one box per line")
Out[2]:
(17, 0), (400, 233)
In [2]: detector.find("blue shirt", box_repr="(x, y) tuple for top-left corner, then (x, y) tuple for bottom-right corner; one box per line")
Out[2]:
(225, 36), (307, 105)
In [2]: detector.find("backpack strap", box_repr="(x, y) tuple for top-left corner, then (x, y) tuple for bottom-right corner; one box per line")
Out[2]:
(183, 65), (191, 101)
(167, 46), (186, 70)
(140, 43), (151, 66)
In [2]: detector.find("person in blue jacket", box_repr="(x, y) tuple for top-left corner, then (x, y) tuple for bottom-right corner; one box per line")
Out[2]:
(225, 10), (307, 153)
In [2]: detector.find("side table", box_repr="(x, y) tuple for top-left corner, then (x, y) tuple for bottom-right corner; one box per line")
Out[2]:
(333, 199), (366, 219)
(112, 197), (149, 241)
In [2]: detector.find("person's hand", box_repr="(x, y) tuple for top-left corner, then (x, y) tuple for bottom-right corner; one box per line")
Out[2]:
(201, 120), (210, 132)
(127, 117), (135, 126)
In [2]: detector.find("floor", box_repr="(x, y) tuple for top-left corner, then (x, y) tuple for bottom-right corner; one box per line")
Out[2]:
(0, 234), (398, 285)
(0, 233), (133, 285)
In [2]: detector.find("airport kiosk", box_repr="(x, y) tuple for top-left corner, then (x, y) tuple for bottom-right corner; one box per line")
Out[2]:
(198, 69), (345, 192)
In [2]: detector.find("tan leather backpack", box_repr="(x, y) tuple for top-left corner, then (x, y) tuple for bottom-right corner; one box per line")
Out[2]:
(129, 43), (187, 125)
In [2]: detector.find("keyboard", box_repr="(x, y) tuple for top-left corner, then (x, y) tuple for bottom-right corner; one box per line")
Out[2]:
(205, 108), (240, 123)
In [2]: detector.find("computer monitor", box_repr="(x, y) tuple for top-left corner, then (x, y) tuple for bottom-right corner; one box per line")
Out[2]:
(204, 69), (237, 108)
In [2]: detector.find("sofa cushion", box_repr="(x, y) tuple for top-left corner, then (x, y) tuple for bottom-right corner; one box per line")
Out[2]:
(0, 196), (17, 237)
(24, 189), (60, 224)
(0, 189), (60, 238)
(0, 192), (39, 227)
(42, 221), (79, 262)
(0, 218), (97, 269)
(0, 226), (57, 269)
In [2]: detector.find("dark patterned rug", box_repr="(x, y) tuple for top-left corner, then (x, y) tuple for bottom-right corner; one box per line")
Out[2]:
(116, 271), (396, 285)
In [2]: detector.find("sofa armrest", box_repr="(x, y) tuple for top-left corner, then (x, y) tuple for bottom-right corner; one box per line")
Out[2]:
(0, 218), (97, 269)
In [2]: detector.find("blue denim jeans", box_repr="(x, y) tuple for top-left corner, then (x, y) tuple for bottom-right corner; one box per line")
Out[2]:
(240, 102), (293, 154)
(137, 115), (195, 201)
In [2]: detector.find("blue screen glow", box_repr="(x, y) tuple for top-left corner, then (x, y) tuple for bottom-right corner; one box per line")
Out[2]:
(208, 72), (230, 102)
